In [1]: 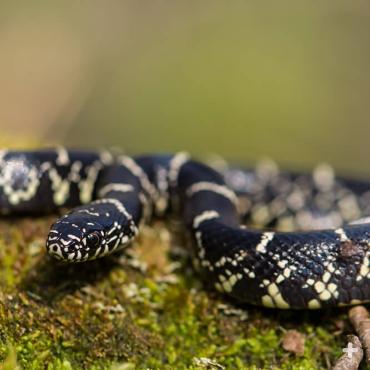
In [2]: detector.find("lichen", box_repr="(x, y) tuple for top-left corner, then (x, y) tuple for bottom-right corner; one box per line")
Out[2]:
(0, 217), (349, 369)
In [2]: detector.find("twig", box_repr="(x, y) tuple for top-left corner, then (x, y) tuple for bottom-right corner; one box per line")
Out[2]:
(333, 335), (363, 370)
(349, 305), (370, 363)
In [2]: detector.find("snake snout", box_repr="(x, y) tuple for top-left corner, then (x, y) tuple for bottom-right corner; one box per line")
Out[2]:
(46, 222), (89, 262)
(46, 237), (90, 262)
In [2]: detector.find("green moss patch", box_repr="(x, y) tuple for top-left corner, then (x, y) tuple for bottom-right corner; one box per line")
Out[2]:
(0, 218), (351, 369)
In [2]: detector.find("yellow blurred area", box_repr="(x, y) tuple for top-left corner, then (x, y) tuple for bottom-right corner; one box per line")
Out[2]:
(0, 1), (369, 174)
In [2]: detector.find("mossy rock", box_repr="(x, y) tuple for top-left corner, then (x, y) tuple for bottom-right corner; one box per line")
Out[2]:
(0, 213), (351, 369)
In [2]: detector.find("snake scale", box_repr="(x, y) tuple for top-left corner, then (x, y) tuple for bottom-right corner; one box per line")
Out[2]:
(1, 148), (370, 309)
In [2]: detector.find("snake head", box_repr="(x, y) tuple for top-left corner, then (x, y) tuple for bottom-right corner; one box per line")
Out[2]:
(46, 213), (109, 262)
(46, 201), (136, 262)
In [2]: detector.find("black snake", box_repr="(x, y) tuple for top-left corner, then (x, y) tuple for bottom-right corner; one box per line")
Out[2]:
(1, 148), (370, 309)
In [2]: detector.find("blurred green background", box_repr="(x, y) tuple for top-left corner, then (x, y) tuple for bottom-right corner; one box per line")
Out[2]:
(0, 1), (369, 174)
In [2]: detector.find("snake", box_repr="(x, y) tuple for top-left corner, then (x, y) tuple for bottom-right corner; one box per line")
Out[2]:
(1, 148), (370, 309)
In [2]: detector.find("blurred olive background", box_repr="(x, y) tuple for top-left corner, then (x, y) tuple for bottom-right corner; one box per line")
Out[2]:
(0, 1), (369, 175)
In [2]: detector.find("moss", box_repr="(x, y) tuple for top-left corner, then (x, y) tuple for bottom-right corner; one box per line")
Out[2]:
(0, 216), (350, 369)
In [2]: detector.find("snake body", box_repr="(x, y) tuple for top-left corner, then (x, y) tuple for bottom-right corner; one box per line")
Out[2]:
(1, 148), (370, 309)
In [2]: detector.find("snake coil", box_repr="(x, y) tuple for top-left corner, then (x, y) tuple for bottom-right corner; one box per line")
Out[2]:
(1, 148), (370, 309)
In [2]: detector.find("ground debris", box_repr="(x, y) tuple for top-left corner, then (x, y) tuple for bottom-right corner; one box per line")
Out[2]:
(0, 214), (353, 368)
(349, 305), (370, 364)
(192, 357), (225, 369)
(333, 335), (363, 370)
(281, 329), (305, 356)
(216, 303), (248, 321)
(116, 250), (148, 273)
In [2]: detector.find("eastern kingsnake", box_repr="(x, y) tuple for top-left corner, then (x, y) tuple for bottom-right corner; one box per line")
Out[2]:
(1, 148), (370, 309)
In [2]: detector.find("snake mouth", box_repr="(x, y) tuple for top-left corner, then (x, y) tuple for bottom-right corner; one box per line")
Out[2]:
(65, 248), (90, 262)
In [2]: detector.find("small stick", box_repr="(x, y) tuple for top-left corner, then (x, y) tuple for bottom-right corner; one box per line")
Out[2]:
(349, 305), (370, 363)
(333, 335), (363, 370)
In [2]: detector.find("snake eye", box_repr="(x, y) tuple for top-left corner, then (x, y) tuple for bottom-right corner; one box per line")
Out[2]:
(86, 232), (101, 248)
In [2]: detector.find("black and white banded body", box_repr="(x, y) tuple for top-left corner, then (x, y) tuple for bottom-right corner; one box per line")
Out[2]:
(1, 148), (370, 309)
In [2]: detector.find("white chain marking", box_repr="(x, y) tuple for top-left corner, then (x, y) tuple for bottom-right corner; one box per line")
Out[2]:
(193, 210), (220, 229)
(79, 160), (104, 204)
(187, 181), (238, 206)
(0, 158), (40, 205)
(98, 183), (135, 197)
(168, 152), (190, 187)
(119, 155), (158, 201)
(56, 146), (70, 166)
(255, 232), (275, 254)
